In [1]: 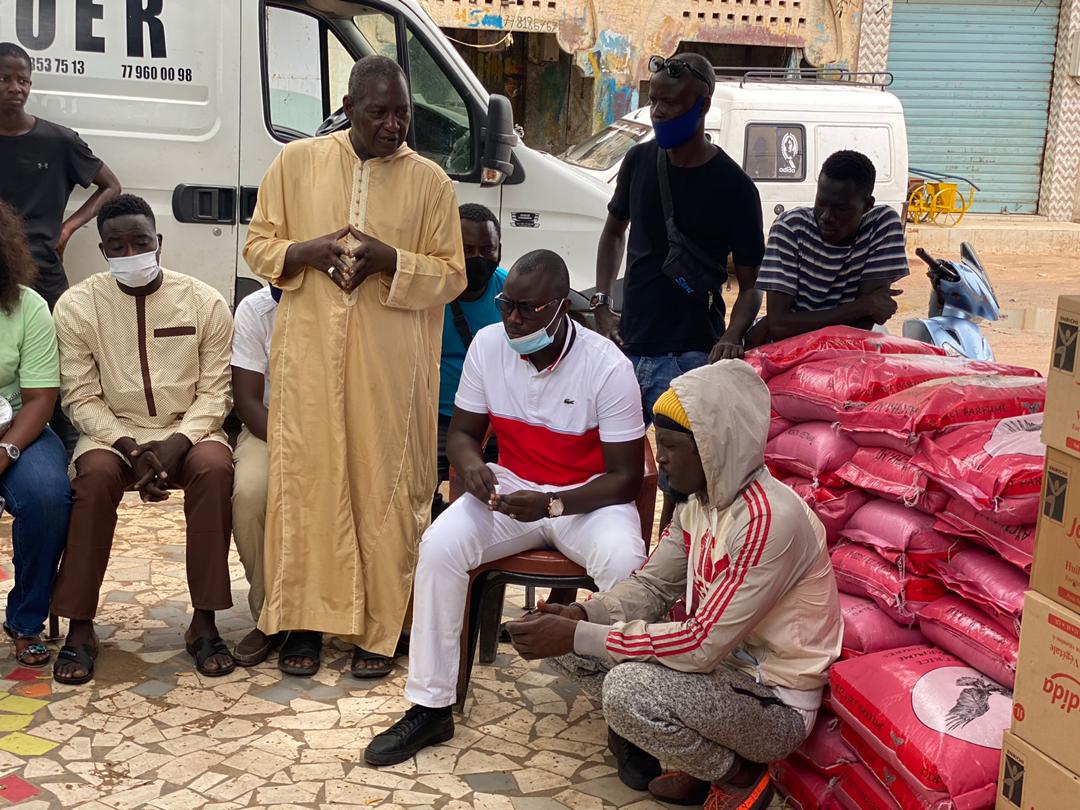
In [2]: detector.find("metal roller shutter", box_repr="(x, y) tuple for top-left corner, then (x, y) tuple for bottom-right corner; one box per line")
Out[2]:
(887, 0), (1060, 213)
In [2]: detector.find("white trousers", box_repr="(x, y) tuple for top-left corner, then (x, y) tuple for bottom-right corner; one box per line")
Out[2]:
(405, 465), (647, 708)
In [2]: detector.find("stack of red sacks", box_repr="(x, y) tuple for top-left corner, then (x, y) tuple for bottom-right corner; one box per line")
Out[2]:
(744, 327), (1045, 809)
(769, 711), (852, 809)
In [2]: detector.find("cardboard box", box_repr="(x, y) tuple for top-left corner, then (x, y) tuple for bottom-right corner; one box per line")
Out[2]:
(1030, 448), (1080, 613)
(1010, 591), (1080, 775)
(996, 730), (1080, 810)
(1043, 295), (1080, 459)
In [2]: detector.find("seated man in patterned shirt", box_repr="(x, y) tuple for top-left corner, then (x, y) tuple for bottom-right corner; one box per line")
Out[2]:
(753, 150), (909, 344)
(50, 194), (235, 685)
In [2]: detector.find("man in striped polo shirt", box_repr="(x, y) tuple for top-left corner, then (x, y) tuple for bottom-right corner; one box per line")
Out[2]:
(755, 150), (909, 343)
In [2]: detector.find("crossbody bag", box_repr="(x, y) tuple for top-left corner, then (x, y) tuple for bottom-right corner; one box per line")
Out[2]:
(656, 148), (726, 310)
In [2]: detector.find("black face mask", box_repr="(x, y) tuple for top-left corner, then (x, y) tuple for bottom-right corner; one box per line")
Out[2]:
(465, 256), (498, 294)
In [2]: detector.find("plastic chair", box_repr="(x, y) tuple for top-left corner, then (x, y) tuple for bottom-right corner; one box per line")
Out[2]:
(449, 442), (657, 710)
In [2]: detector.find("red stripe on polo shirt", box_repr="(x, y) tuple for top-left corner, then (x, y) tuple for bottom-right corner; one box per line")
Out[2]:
(489, 412), (605, 487)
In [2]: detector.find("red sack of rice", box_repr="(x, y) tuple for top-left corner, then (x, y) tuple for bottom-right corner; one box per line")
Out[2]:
(745, 352), (767, 379)
(769, 414), (795, 441)
(918, 596), (1019, 689)
(933, 498), (1034, 572)
(839, 724), (953, 810)
(747, 325), (946, 382)
(830, 645), (1011, 809)
(834, 764), (900, 810)
(839, 593), (926, 658)
(835, 447), (949, 514)
(836, 375), (1045, 452)
(766, 422), (858, 487)
(911, 413), (1044, 527)
(831, 545), (945, 626)
(793, 711), (856, 776)
(768, 355), (1039, 423)
(783, 477), (870, 545)
(926, 545), (1028, 636)
(770, 758), (840, 810)
(840, 500), (961, 576)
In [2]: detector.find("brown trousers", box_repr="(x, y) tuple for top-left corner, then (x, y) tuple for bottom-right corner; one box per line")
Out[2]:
(52, 442), (235, 620)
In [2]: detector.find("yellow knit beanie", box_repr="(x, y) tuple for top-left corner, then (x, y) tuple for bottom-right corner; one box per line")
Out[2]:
(653, 388), (691, 432)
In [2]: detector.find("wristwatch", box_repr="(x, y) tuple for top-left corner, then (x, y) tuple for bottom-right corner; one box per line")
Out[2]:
(0, 443), (20, 462)
(589, 292), (613, 311)
(547, 495), (565, 518)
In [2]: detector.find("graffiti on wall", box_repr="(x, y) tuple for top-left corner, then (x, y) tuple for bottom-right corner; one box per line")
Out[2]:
(426, 0), (862, 131)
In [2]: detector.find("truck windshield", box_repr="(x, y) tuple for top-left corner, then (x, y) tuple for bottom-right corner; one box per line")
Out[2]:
(561, 120), (650, 171)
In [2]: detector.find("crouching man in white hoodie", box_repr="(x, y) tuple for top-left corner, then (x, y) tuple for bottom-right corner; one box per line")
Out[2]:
(507, 360), (842, 810)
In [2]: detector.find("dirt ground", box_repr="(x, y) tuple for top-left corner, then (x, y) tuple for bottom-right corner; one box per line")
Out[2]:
(889, 252), (1079, 375)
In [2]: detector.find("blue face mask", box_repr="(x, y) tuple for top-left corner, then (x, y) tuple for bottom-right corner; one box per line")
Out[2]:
(504, 306), (564, 355)
(653, 96), (706, 150)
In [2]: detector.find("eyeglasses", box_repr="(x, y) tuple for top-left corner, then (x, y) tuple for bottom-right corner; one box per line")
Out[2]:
(649, 55), (711, 88)
(494, 293), (563, 317)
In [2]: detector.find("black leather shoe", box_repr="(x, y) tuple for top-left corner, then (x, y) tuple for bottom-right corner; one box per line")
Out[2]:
(364, 705), (454, 766)
(609, 728), (662, 790)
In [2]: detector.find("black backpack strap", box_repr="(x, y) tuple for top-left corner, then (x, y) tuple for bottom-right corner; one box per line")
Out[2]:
(449, 300), (474, 348)
(657, 147), (675, 224)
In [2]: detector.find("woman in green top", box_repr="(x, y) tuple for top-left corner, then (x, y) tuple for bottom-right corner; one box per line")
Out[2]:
(0, 202), (71, 667)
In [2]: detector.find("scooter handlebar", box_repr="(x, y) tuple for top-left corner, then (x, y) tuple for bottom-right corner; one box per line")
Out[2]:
(915, 248), (938, 268)
(915, 248), (959, 283)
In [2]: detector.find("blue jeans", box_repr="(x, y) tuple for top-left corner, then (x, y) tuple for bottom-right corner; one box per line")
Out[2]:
(0, 427), (71, 636)
(626, 351), (710, 426)
(626, 352), (710, 496)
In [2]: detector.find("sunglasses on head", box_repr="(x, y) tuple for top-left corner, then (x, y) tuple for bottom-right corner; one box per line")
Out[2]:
(649, 55), (711, 88)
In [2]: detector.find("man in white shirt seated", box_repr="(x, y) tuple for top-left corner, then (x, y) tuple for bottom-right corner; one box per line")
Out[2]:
(229, 284), (281, 666)
(365, 249), (648, 765)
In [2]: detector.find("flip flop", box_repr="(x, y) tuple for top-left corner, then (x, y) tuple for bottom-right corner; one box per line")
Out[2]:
(351, 647), (394, 679)
(3, 624), (50, 668)
(53, 643), (97, 685)
(185, 635), (236, 678)
(278, 631), (322, 676)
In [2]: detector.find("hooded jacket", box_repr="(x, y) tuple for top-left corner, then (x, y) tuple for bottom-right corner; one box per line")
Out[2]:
(574, 360), (843, 716)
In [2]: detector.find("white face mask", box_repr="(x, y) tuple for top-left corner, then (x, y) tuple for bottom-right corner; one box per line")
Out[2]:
(107, 250), (160, 288)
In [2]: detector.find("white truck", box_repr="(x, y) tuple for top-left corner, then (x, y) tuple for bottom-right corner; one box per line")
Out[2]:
(0, 0), (612, 303)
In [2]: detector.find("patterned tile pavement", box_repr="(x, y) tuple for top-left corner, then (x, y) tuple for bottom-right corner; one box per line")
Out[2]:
(0, 494), (787, 809)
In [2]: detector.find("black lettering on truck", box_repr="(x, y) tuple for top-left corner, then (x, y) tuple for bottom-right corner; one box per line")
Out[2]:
(127, 0), (166, 58)
(14, 0), (57, 50)
(74, 0), (104, 53)
(11, 0), (165, 58)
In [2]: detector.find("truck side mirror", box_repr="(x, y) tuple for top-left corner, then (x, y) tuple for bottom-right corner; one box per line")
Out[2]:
(481, 94), (517, 187)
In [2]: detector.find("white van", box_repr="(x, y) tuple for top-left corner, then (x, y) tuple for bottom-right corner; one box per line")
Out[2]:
(0, 0), (612, 302)
(562, 71), (910, 234)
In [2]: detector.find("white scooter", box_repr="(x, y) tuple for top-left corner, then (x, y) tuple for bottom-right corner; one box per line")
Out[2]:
(903, 244), (1000, 361)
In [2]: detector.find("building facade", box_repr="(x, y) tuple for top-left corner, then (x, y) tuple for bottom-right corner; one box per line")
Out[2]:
(424, 0), (864, 153)
(862, 0), (1080, 220)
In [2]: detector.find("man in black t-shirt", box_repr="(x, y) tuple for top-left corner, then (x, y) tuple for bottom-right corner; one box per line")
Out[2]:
(0, 42), (121, 310)
(0, 42), (121, 457)
(592, 52), (765, 541)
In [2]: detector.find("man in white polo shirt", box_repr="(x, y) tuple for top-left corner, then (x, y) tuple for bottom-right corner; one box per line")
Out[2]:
(229, 284), (281, 666)
(366, 249), (648, 765)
